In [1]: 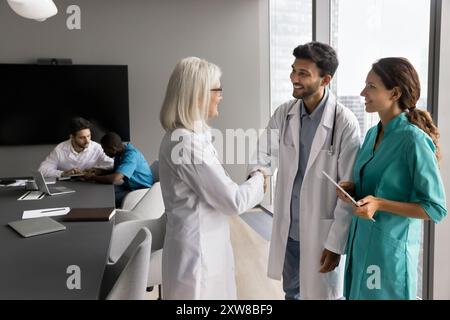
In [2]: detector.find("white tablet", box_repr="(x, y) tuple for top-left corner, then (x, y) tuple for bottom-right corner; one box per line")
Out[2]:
(322, 171), (360, 207)
(322, 171), (376, 222)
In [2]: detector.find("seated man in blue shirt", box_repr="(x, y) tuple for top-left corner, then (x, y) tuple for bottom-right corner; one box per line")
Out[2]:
(84, 132), (154, 207)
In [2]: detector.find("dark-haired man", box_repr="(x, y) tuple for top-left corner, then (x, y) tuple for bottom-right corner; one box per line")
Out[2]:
(39, 117), (113, 178)
(249, 42), (361, 299)
(84, 132), (153, 207)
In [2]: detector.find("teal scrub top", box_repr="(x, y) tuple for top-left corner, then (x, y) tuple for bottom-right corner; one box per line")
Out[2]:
(115, 143), (153, 190)
(344, 113), (447, 300)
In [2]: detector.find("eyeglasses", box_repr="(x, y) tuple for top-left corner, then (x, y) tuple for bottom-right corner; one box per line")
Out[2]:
(210, 87), (223, 96)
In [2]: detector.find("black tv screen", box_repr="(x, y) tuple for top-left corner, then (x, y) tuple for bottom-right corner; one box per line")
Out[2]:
(0, 64), (130, 145)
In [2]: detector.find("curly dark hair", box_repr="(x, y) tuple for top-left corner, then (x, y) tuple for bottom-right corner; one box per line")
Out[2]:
(293, 42), (339, 77)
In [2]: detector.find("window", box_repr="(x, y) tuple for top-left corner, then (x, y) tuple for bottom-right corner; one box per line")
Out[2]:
(270, 0), (313, 114)
(267, 0), (313, 207)
(330, 0), (431, 138)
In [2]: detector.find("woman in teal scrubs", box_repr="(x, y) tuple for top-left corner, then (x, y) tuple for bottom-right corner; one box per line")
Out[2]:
(337, 57), (447, 299)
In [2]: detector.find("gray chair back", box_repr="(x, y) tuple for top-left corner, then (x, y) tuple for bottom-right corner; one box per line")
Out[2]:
(101, 227), (151, 300)
(115, 182), (165, 224)
(108, 214), (167, 293)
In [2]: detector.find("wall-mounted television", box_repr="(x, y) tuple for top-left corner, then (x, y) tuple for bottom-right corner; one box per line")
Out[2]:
(0, 64), (130, 145)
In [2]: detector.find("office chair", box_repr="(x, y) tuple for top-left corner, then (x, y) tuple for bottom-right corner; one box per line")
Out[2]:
(101, 227), (152, 300)
(119, 160), (161, 213)
(108, 214), (167, 299)
(115, 182), (165, 224)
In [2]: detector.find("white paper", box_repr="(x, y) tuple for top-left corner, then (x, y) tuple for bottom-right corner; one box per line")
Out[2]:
(22, 207), (70, 219)
(2, 179), (28, 187)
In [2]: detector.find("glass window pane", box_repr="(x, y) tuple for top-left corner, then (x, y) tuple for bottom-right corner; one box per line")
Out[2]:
(331, 0), (431, 299)
(331, 0), (430, 138)
(270, 0), (312, 115)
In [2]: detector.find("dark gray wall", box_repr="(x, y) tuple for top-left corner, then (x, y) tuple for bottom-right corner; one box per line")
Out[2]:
(0, 0), (270, 180)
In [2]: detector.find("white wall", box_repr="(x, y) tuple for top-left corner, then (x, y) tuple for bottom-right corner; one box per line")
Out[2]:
(433, 0), (450, 300)
(0, 0), (270, 182)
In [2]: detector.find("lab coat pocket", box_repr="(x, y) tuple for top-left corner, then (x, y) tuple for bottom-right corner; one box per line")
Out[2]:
(325, 268), (340, 289)
(362, 227), (407, 299)
(319, 219), (342, 292)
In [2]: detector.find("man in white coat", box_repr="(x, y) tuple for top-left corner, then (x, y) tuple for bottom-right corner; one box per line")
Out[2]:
(250, 42), (361, 299)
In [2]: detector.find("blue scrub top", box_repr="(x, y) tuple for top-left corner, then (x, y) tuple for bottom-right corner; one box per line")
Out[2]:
(344, 112), (447, 300)
(115, 143), (153, 190)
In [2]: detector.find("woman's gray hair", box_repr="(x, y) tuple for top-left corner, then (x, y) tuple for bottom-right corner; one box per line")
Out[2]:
(160, 57), (222, 131)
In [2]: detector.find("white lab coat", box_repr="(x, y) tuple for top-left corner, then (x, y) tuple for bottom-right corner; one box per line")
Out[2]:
(251, 93), (361, 299)
(159, 128), (264, 300)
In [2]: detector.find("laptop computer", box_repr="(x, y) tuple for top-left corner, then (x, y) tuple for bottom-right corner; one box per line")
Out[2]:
(33, 171), (76, 196)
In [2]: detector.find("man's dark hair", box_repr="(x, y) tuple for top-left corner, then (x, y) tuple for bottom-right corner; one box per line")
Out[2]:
(69, 117), (92, 135)
(293, 42), (339, 77)
(101, 132), (123, 148)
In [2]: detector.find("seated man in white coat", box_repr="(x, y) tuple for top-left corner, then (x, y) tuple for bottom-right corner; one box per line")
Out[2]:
(39, 117), (113, 178)
(250, 42), (361, 299)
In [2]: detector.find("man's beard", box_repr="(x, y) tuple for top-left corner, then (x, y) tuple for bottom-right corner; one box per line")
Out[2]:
(292, 81), (321, 99)
(74, 141), (89, 149)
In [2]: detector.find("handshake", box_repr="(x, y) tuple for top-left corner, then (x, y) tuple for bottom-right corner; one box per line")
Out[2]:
(248, 168), (270, 193)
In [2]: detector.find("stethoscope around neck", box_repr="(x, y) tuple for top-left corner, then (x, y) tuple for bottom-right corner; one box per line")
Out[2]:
(288, 98), (338, 156)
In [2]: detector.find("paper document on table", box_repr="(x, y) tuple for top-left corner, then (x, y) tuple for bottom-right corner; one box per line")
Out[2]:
(22, 207), (70, 219)
(1, 179), (28, 187)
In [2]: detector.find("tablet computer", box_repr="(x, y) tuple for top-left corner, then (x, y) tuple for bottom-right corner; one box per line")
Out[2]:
(322, 171), (376, 222)
(322, 171), (360, 207)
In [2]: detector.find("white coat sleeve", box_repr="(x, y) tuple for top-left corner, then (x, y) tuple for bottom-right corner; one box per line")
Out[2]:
(325, 115), (361, 255)
(177, 137), (265, 216)
(38, 148), (63, 178)
(247, 108), (281, 176)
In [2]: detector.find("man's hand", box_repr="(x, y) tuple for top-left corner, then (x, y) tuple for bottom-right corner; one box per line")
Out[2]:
(83, 168), (97, 175)
(83, 172), (96, 181)
(319, 248), (340, 273)
(248, 169), (269, 193)
(61, 168), (82, 177)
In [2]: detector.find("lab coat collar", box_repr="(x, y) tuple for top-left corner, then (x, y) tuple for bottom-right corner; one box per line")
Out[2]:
(287, 99), (301, 116)
(319, 89), (337, 129)
(300, 87), (329, 123)
(288, 88), (334, 129)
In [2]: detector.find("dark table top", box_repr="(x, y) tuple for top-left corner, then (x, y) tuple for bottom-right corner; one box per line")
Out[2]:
(0, 181), (115, 299)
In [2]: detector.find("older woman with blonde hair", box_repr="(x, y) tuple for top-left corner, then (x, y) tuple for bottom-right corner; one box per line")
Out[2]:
(159, 57), (266, 299)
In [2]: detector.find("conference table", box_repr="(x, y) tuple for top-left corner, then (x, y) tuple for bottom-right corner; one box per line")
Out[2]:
(0, 181), (115, 299)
